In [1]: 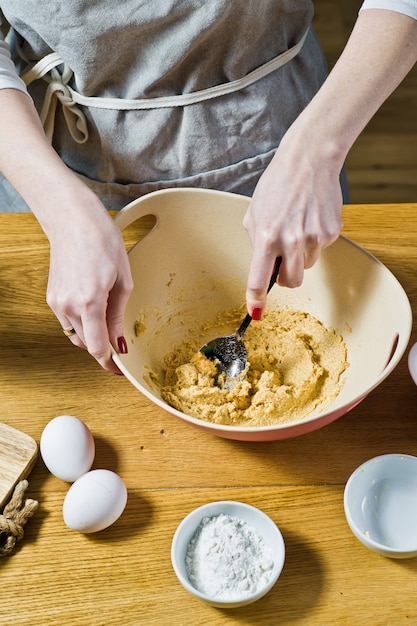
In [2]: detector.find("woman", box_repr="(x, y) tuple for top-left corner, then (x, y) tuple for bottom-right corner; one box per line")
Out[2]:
(0, 1), (416, 372)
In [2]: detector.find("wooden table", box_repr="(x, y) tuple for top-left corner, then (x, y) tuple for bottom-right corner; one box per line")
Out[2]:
(1, 204), (417, 626)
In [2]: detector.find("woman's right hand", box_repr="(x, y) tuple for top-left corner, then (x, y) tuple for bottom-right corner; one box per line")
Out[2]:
(0, 89), (133, 373)
(44, 189), (133, 373)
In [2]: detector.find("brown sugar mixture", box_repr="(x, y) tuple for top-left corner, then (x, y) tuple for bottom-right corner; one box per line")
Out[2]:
(157, 308), (348, 427)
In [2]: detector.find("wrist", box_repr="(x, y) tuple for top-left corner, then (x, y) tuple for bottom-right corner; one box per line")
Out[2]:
(282, 110), (350, 176)
(31, 176), (108, 241)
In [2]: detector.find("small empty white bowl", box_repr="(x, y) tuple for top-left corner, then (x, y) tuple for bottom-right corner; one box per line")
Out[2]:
(171, 501), (285, 608)
(344, 454), (417, 558)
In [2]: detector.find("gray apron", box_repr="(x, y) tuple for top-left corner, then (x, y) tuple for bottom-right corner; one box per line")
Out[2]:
(1, 1), (329, 210)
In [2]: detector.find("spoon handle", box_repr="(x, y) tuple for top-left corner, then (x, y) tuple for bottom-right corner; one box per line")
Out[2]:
(266, 256), (282, 292)
(236, 257), (282, 338)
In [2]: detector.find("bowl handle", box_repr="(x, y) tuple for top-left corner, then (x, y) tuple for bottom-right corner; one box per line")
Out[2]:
(113, 195), (159, 232)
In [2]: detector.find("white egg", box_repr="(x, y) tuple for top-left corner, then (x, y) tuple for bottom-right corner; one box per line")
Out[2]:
(63, 469), (128, 533)
(40, 415), (95, 482)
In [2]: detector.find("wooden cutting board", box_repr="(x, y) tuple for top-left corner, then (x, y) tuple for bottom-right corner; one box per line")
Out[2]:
(0, 422), (38, 510)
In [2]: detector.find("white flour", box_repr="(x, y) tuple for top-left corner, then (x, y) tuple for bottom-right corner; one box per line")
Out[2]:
(185, 513), (274, 600)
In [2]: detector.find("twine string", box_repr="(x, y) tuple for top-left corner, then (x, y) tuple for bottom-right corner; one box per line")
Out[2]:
(0, 480), (39, 556)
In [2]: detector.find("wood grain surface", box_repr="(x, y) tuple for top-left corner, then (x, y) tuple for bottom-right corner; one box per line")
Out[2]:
(1, 206), (417, 625)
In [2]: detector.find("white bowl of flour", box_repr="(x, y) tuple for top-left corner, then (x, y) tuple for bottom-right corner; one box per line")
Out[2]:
(171, 501), (285, 608)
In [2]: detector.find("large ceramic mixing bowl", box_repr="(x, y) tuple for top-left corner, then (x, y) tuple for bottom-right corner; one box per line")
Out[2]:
(113, 188), (412, 441)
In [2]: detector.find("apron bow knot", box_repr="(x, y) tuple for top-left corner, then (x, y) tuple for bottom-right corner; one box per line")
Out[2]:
(22, 53), (89, 144)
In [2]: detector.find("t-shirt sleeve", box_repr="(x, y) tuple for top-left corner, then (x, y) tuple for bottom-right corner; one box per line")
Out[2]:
(360, 0), (417, 19)
(0, 24), (29, 93)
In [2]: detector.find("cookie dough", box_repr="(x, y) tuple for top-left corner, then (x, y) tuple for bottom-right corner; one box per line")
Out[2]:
(158, 308), (348, 427)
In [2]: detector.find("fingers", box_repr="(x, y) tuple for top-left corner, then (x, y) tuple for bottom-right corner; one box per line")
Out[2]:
(58, 309), (123, 374)
(245, 237), (306, 319)
(58, 316), (86, 349)
(54, 301), (116, 372)
(244, 249), (279, 319)
(106, 268), (134, 356)
(243, 200), (342, 319)
(51, 269), (133, 375)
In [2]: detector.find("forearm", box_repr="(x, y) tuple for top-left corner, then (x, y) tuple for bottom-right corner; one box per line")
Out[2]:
(0, 87), (131, 372)
(0, 88), (105, 236)
(245, 8), (417, 303)
(294, 9), (417, 167)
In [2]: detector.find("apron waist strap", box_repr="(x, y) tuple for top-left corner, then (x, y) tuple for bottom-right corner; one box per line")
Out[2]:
(21, 29), (309, 144)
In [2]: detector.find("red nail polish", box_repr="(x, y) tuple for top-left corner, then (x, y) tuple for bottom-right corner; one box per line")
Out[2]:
(117, 336), (128, 354)
(252, 308), (262, 321)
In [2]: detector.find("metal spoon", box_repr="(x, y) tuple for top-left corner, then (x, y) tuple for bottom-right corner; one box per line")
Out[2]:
(200, 257), (282, 389)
